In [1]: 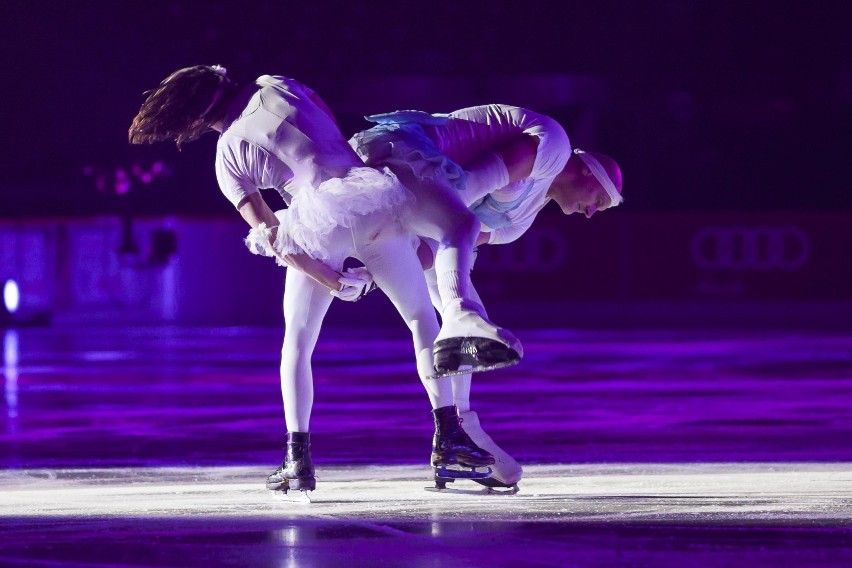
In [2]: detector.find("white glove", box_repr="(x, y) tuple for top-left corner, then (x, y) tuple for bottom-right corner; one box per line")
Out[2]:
(330, 267), (377, 302)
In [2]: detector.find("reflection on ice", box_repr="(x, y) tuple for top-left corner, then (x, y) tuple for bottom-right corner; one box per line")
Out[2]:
(3, 329), (18, 429)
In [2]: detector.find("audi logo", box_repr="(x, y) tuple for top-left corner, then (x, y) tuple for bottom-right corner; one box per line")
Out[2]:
(690, 226), (810, 271)
(477, 228), (566, 272)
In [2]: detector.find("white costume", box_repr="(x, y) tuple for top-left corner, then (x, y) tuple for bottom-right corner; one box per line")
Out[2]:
(215, 76), (451, 431)
(350, 105), (573, 487)
(430, 105), (570, 243)
(350, 104), (571, 262)
(217, 76), (413, 261)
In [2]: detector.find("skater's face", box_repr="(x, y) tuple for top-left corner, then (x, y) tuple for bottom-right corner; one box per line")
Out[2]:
(549, 158), (621, 219)
(553, 184), (611, 218)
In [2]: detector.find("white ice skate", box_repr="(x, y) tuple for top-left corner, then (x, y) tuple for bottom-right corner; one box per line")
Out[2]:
(459, 410), (521, 493)
(432, 298), (523, 378)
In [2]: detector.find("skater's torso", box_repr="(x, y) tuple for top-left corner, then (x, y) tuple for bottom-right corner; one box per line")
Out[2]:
(425, 105), (572, 244)
(423, 104), (571, 182)
(215, 75), (362, 208)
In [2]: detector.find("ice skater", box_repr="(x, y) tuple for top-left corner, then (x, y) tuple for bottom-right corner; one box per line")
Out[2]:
(128, 66), (509, 494)
(350, 104), (623, 488)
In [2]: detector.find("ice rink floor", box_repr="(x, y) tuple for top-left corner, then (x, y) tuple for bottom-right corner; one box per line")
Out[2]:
(2, 325), (852, 566)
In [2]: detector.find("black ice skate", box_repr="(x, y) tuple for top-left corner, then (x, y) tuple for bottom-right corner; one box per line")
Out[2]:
(432, 299), (522, 378)
(267, 431), (316, 497)
(430, 405), (495, 490)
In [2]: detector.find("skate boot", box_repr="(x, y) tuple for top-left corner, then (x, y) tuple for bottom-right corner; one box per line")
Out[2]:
(459, 410), (522, 492)
(433, 298), (523, 378)
(430, 405), (495, 489)
(266, 431), (316, 494)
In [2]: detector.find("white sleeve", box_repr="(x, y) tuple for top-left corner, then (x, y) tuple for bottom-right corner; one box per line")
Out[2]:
(215, 138), (291, 208)
(524, 115), (572, 181)
(215, 138), (262, 207)
(483, 181), (550, 244)
(487, 217), (534, 245)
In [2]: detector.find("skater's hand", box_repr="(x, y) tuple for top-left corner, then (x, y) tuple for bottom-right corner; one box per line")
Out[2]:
(330, 267), (376, 302)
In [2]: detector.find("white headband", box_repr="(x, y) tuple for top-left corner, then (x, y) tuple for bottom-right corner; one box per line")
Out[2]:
(200, 65), (229, 118)
(573, 148), (622, 208)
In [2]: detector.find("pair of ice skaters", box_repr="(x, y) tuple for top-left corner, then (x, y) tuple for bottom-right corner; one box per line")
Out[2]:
(129, 66), (623, 493)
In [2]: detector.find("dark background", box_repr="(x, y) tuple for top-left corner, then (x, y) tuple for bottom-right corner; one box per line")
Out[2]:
(2, 0), (850, 218)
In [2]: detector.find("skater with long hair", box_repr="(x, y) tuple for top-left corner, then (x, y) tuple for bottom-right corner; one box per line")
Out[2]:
(129, 66), (515, 493)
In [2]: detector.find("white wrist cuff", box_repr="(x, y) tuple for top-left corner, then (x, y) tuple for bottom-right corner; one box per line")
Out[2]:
(245, 223), (276, 257)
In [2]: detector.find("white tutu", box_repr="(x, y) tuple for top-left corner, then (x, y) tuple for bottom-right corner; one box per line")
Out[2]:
(245, 166), (412, 263)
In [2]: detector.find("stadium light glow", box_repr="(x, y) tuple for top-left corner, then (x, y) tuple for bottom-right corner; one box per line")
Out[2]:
(3, 280), (20, 314)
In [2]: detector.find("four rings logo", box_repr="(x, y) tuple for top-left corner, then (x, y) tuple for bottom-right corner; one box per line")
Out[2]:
(690, 226), (810, 271)
(477, 228), (566, 272)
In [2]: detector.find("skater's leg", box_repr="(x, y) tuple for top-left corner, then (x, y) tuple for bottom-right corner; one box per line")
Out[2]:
(394, 169), (522, 375)
(424, 263), (442, 315)
(280, 268), (334, 432)
(431, 404), (495, 488)
(356, 226), (494, 486)
(458, 410), (522, 488)
(394, 169), (478, 308)
(266, 431), (316, 492)
(428, 264), (472, 410)
(356, 229), (450, 407)
(268, 267), (335, 493)
(448, 278), (486, 411)
(430, 262), (522, 487)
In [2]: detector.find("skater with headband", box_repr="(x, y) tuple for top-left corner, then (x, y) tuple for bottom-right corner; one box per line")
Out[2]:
(351, 104), (623, 489)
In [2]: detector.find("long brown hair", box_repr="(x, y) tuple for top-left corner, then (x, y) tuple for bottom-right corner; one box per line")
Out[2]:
(128, 65), (233, 149)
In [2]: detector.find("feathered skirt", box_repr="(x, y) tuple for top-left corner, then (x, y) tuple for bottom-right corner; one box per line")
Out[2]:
(348, 122), (466, 192)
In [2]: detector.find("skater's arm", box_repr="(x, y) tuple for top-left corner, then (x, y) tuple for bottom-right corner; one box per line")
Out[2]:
(237, 192), (279, 227)
(498, 134), (539, 182)
(281, 252), (346, 292)
(238, 193), (344, 291)
(460, 135), (539, 204)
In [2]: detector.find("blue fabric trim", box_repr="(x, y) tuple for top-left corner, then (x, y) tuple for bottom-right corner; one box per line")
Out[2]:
(365, 110), (450, 126)
(470, 181), (535, 229)
(356, 123), (467, 192)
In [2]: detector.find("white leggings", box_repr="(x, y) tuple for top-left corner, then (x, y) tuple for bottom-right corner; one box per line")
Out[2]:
(280, 220), (454, 432)
(389, 168), (481, 308)
(424, 266), (485, 412)
(278, 164), (485, 431)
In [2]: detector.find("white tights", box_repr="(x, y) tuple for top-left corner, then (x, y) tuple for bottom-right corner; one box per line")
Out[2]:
(424, 266), (483, 412)
(279, 169), (483, 432)
(390, 169), (480, 310)
(280, 221), (453, 432)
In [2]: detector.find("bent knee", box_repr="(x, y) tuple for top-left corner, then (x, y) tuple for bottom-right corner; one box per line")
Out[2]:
(440, 208), (479, 241)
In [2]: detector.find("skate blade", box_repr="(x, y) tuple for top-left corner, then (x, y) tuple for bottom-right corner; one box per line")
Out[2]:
(473, 479), (520, 495)
(436, 467), (493, 480)
(427, 469), (519, 495)
(429, 358), (520, 379)
(271, 489), (313, 504)
(431, 337), (521, 378)
(425, 484), (518, 495)
(431, 464), (492, 488)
